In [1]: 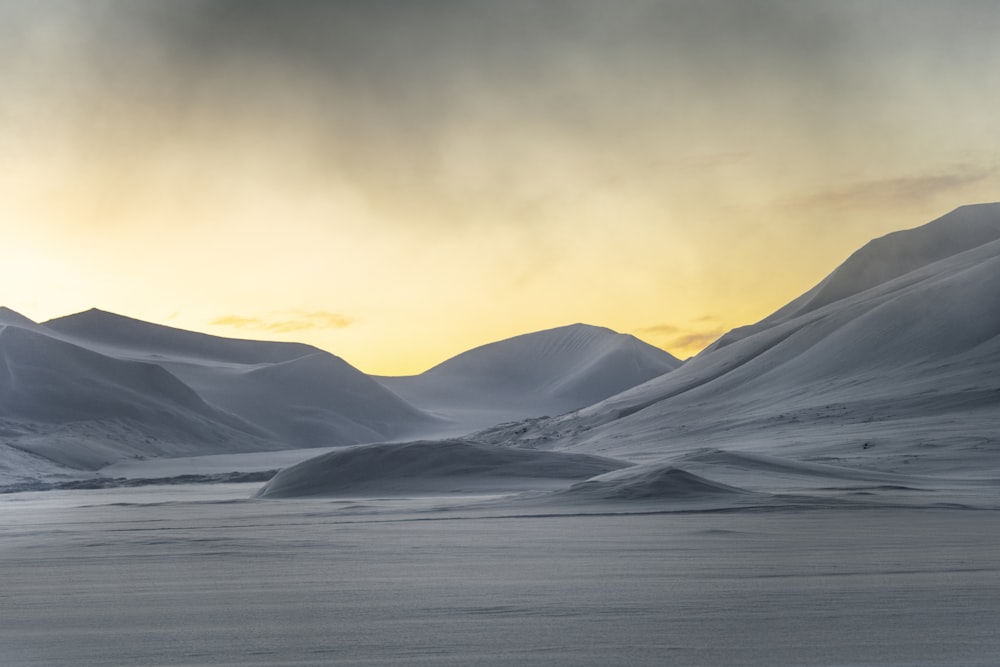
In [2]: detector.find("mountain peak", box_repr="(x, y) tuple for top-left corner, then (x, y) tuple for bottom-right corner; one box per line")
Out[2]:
(44, 308), (319, 365)
(710, 202), (1000, 351)
(796, 202), (1000, 316)
(0, 306), (36, 327)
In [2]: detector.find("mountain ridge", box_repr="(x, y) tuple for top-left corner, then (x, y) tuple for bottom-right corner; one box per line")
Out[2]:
(467, 204), (1000, 476)
(376, 323), (681, 429)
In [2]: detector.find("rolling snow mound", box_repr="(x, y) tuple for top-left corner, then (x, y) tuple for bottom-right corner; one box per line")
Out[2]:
(555, 463), (754, 501)
(256, 440), (632, 498)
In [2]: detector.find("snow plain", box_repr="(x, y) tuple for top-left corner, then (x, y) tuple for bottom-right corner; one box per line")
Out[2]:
(2, 204), (1000, 666)
(3, 485), (1000, 667)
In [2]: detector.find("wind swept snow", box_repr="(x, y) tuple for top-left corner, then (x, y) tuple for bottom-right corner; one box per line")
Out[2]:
(256, 439), (631, 497)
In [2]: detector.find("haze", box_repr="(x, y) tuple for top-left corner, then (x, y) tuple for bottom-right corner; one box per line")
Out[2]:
(2, 0), (998, 373)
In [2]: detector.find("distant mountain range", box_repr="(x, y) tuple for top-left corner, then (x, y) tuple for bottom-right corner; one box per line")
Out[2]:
(4, 203), (999, 494)
(376, 324), (681, 430)
(0, 308), (679, 484)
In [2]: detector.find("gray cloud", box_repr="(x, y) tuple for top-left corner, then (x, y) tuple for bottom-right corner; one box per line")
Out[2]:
(787, 165), (998, 212)
(4, 1), (999, 229)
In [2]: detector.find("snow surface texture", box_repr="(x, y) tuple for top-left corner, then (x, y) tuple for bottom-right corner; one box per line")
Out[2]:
(4, 488), (1000, 667)
(256, 439), (631, 497)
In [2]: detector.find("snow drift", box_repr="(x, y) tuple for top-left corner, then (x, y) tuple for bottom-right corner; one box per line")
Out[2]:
(255, 439), (631, 497)
(554, 462), (754, 501)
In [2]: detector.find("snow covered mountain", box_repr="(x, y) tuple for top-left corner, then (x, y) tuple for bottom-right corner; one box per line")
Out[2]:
(1, 310), (677, 485)
(472, 204), (1000, 478)
(0, 318), (276, 476)
(377, 324), (681, 430)
(44, 308), (315, 365)
(45, 309), (443, 449)
(0, 310), (441, 482)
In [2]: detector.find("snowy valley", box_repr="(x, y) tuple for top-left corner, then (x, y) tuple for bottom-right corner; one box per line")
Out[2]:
(2, 204), (1000, 667)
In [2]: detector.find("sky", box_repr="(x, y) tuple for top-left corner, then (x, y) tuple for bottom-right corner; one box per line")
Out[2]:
(2, 0), (998, 374)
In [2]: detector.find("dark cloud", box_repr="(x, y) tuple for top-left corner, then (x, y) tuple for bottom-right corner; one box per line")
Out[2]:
(0, 4), (926, 167)
(8, 1), (999, 145)
(5, 0), (998, 230)
(212, 311), (354, 333)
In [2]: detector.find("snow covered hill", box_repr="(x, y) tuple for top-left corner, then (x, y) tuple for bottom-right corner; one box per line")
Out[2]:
(45, 308), (314, 365)
(0, 319), (276, 478)
(472, 204), (1000, 479)
(0, 310), (442, 483)
(256, 439), (630, 497)
(42, 310), (442, 448)
(7, 204), (999, 499)
(377, 324), (681, 430)
(1, 311), (676, 487)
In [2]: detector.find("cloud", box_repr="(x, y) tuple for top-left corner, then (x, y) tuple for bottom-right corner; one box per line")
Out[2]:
(637, 323), (681, 335)
(665, 329), (729, 351)
(636, 322), (729, 356)
(786, 164), (997, 212)
(211, 311), (354, 333)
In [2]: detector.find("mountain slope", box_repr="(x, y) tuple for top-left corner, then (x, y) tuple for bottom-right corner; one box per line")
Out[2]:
(476, 204), (1000, 476)
(377, 324), (680, 430)
(184, 350), (442, 447)
(45, 308), (315, 364)
(0, 322), (274, 470)
(710, 202), (1000, 350)
(0, 307), (38, 328)
(43, 308), (444, 449)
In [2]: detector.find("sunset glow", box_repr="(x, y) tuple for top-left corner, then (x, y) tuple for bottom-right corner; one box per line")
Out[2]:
(3, 1), (998, 373)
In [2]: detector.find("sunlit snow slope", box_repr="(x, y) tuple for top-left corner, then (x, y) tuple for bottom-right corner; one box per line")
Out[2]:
(477, 204), (1000, 477)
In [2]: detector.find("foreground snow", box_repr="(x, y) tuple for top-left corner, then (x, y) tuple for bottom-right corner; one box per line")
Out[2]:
(2, 484), (999, 667)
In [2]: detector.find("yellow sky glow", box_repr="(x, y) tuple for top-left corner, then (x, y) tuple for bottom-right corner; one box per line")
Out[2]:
(2, 2), (998, 374)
